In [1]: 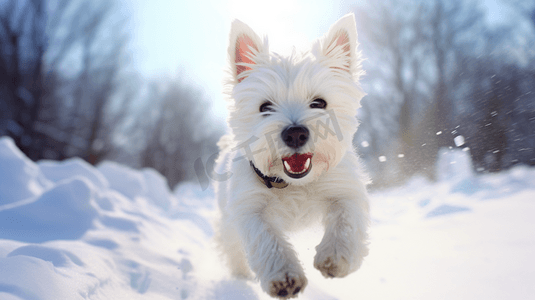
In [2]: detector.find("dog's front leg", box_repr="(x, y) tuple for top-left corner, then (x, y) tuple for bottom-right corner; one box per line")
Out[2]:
(314, 197), (369, 278)
(235, 201), (307, 298)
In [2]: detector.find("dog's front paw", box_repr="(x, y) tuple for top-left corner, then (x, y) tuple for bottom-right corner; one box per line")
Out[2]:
(314, 255), (351, 278)
(314, 242), (367, 278)
(265, 272), (307, 299)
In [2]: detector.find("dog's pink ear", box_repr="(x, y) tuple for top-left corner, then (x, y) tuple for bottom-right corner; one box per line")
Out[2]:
(229, 20), (264, 83)
(327, 32), (350, 59)
(235, 35), (257, 82)
(321, 14), (361, 78)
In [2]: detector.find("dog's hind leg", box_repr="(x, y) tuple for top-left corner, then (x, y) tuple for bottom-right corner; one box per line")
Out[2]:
(215, 216), (253, 279)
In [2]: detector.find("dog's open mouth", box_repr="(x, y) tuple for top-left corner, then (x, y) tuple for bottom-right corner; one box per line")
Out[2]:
(282, 153), (313, 179)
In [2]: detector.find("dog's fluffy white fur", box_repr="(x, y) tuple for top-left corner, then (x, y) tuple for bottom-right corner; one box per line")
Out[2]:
(214, 14), (370, 298)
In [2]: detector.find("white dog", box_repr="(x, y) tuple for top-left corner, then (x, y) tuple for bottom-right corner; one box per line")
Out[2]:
(214, 14), (370, 299)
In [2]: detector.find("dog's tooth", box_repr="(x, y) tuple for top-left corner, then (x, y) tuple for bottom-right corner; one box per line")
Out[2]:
(284, 161), (291, 171)
(304, 158), (310, 170)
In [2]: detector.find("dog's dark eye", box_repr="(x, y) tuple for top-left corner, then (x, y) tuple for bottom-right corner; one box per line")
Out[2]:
(310, 99), (327, 109)
(259, 101), (275, 115)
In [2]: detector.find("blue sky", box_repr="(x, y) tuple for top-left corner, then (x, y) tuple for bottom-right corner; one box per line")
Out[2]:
(127, 0), (511, 122)
(128, 0), (355, 121)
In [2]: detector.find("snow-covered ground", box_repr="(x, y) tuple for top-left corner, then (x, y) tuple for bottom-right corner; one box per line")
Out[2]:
(1, 136), (534, 300)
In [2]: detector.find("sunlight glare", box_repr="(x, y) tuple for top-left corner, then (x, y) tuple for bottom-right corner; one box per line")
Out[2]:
(227, 0), (308, 54)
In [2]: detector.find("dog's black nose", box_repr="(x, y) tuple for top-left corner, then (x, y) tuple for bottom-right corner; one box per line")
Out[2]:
(281, 125), (309, 149)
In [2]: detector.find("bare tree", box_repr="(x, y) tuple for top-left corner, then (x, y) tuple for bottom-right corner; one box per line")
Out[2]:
(138, 78), (222, 188)
(42, 0), (132, 164)
(0, 0), (47, 160)
(0, 0), (133, 163)
(354, 0), (432, 186)
(354, 0), (487, 184)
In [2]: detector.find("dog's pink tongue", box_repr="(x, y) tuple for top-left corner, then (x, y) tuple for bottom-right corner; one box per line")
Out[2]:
(283, 153), (312, 172)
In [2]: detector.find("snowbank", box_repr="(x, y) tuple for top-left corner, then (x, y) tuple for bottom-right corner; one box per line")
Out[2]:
(0, 138), (52, 205)
(1, 137), (534, 300)
(0, 136), (214, 299)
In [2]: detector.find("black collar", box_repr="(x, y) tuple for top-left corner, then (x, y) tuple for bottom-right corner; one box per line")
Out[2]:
(250, 161), (288, 189)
